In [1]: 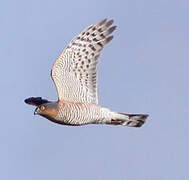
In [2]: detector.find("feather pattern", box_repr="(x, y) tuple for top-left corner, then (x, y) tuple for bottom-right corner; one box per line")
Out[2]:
(51, 19), (116, 104)
(25, 19), (148, 128)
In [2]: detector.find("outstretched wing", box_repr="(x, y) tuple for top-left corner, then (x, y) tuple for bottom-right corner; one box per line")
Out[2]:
(51, 19), (116, 104)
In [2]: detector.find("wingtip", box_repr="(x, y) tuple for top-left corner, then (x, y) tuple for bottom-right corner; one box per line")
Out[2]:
(98, 18), (107, 26)
(106, 35), (114, 43)
(108, 26), (117, 34)
(106, 19), (114, 27)
(24, 97), (36, 104)
(24, 97), (49, 106)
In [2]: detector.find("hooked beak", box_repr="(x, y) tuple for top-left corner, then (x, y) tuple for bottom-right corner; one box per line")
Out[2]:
(34, 107), (39, 115)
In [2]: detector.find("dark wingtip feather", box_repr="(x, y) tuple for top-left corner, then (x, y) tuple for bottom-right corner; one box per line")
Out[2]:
(24, 97), (49, 106)
(108, 26), (117, 34)
(106, 19), (114, 27)
(106, 35), (114, 43)
(98, 19), (107, 26)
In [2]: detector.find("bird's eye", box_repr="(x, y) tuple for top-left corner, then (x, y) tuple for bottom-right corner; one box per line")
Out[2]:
(40, 106), (45, 111)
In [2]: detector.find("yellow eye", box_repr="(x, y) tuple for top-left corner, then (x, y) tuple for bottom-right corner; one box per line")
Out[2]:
(40, 106), (45, 111)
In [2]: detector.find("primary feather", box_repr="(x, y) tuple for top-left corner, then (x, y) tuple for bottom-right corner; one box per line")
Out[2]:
(51, 19), (116, 103)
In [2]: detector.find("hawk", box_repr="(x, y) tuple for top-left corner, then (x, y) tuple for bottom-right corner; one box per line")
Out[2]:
(25, 19), (148, 127)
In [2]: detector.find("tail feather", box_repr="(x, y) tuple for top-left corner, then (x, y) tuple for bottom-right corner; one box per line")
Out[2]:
(110, 113), (148, 127)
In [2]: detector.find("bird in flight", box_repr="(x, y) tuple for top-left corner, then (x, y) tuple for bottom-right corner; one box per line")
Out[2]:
(25, 19), (148, 127)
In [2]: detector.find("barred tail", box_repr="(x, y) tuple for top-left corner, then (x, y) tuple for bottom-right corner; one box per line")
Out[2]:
(109, 113), (148, 127)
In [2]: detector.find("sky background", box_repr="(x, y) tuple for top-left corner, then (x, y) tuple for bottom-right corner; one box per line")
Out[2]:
(1, 0), (188, 179)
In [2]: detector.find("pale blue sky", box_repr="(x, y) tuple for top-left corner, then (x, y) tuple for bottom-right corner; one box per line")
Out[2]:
(1, 0), (188, 179)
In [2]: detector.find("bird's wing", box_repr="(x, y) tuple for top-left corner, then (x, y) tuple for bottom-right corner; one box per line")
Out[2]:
(24, 97), (50, 106)
(51, 19), (116, 104)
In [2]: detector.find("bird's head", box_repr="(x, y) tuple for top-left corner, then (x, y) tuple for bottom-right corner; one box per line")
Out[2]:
(25, 97), (59, 121)
(34, 102), (58, 120)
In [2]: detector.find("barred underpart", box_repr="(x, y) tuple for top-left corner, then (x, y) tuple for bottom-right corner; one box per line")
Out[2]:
(25, 19), (148, 128)
(55, 102), (113, 125)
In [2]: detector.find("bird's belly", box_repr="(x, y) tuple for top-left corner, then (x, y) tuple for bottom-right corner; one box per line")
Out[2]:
(56, 103), (103, 125)
(41, 114), (81, 126)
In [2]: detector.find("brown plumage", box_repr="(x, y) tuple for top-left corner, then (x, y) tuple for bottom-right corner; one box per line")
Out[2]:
(25, 19), (148, 127)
